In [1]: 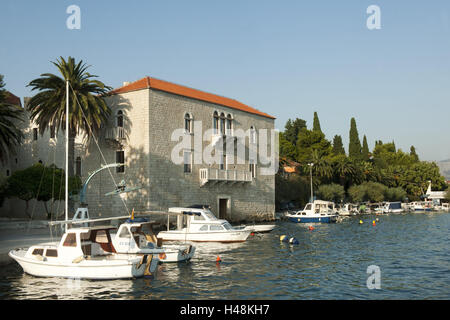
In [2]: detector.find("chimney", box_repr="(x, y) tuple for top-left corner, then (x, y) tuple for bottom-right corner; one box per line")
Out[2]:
(122, 81), (130, 87)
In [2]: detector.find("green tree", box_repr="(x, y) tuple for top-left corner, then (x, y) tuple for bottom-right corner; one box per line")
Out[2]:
(331, 154), (357, 189)
(305, 150), (333, 185)
(348, 117), (362, 160)
(284, 118), (307, 147)
(27, 56), (111, 177)
(385, 187), (407, 202)
(348, 182), (387, 203)
(5, 163), (81, 218)
(275, 173), (310, 209)
(313, 111), (322, 133)
(317, 183), (345, 203)
(332, 135), (345, 155)
(362, 135), (370, 161)
(296, 128), (332, 164)
(0, 74), (24, 163)
(410, 145), (419, 162)
(279, 132), (297, 160)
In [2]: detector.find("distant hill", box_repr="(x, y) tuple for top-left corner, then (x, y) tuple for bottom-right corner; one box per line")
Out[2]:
(437, 159), (450, 180)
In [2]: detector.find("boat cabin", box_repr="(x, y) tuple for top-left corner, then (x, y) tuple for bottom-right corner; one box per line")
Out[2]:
(167, 206), (235, 232)
(113, 219), (164, 253)
(26, 226), (117, 263)
(291, 200), (336, 216)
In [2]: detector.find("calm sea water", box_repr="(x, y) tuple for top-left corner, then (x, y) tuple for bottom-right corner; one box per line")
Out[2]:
(0, 212), (449, 300)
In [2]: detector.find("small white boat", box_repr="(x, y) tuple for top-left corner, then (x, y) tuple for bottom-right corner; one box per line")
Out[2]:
(9, 226), (158, 279)
(157, 206), (251, 243)
(337, 203), (359, 216)
(234, 224), (276, 233)
(112, 218), (196, 263)
(441, 203), (450, 212)
(382, 202), (403, 214)
(285, 200), (338, 223)
(411, 201), (433, 212)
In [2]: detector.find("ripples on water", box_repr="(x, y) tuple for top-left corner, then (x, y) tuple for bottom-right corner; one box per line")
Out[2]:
(0, 212), (449, 300)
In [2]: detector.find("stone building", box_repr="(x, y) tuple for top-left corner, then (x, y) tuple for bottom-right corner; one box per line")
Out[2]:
(1, 77), (277, 222)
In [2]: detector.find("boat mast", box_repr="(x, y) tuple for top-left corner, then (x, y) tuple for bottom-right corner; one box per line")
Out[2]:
(65, 79), (69, 232)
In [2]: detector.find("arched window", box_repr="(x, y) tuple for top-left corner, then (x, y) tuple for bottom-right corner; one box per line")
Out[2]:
(213, 111), (219, 134)
(117, 110), (124, 128)
(76, 157), (82, 176)
(184, 113), (193, 133)
(220, 113), (226, 135)
(226, 114), (233, 136)
(250, 126), (257, 144)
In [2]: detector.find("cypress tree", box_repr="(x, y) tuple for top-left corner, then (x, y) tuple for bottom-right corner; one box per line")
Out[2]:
(410, 145), (419, 162)
(348, 117), (362, 160)
(362, 135), (370, 161)
(332, 135), (345, 155)
(313, 112), (322, 133)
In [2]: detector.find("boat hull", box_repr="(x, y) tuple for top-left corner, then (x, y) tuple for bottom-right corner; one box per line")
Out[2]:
(157, 230), (250, 243)
(9, 250), (158, 280)
(287, 216), (337, 223)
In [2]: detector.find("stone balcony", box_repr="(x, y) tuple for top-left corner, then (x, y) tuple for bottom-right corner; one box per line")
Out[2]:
(199, 168), (252, 186)
(103, 127), (126, 147)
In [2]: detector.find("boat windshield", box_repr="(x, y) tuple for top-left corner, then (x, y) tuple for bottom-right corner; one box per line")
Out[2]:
(222, 222), (233, 230)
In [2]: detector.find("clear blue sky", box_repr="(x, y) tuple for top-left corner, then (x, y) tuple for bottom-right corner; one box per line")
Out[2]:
(1, 0), (449, 161)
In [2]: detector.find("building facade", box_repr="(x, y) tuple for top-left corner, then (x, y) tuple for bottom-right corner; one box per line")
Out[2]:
(1, 77), (277, 223)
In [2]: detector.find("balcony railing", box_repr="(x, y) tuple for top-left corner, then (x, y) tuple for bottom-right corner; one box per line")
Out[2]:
(104, 127), (126, 142)
(199, 168), (252, 186)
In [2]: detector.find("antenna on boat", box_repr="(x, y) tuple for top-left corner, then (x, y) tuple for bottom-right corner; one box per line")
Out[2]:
(65, 79), (69, 233)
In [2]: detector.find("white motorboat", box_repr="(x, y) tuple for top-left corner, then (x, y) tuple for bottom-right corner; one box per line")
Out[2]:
(337, 203), (359, 216)
(235, 224), (276, 233)
(112, 217), (196, 263)
(381, 202), (403, 214)
(285, 200), (338, 223)
(157, 205), (251, 243)
(9, 226), (158, 279)
(411, 201), (433, 212)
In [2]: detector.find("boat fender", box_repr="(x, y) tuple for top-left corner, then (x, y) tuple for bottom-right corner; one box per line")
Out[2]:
(159, 252), (167, 260)
(144, 255), (153, 276)
(289, 237), (299, 245)
(72, 256), (84, 264)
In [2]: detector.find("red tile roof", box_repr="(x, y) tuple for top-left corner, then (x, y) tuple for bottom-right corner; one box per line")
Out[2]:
(109, 76), (275, 119)
(4, 91), (22, 107)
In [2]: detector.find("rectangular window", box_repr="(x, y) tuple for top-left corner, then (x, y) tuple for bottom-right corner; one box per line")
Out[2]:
(50, 125), (55, 139)
(76, 157), (82, 176)
(184, 150), (192, 173)
(250, 163), (256, 178)
(33, 128), (38, 141)
(45, 249), (58, 257)
(116, 151), (125, 173)
(32, 248), (44, 255)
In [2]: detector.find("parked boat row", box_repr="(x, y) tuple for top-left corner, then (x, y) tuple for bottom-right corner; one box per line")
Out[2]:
(282, 198), (450, 224)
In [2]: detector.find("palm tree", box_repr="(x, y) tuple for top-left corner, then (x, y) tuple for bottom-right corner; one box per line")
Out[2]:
(27, 57), (111, 176)
(0, 74), (24, 163)
(304, 150), (333, 186)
